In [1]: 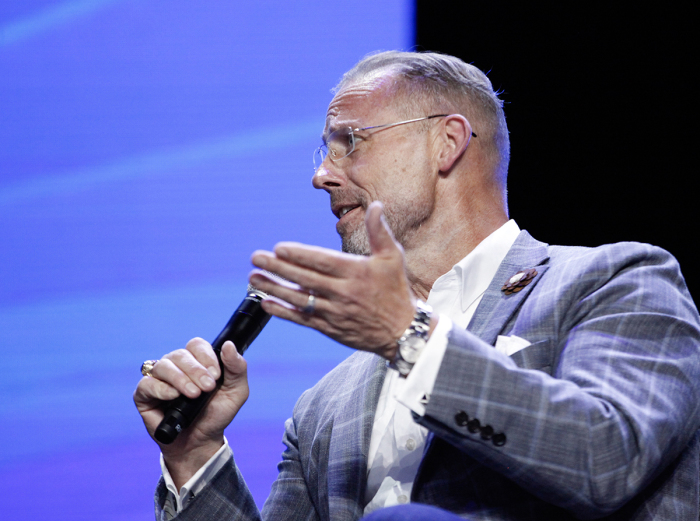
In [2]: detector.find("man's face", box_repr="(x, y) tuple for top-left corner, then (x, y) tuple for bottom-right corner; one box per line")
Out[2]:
(313, 75), (438, 255)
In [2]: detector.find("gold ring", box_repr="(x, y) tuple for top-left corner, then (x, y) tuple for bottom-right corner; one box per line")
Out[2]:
(141, 360), (158, 377)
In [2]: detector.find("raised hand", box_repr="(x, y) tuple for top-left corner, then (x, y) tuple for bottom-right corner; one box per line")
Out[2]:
(249, 201), (417, 360)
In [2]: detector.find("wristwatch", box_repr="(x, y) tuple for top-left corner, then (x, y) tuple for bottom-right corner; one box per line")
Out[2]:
(388, 300), (433, 377)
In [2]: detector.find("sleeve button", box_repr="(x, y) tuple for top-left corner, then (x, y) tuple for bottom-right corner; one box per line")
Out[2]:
(492, 432), (507, 446)
(454, 411), (469, 427)
(467, 418), (481, 433)
(480, 425), (494, 440)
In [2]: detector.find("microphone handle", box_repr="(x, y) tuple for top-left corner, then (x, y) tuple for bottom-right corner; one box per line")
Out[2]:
(154, 292), (271, 444)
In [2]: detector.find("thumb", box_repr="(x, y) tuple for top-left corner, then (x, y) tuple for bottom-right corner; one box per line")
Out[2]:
(219, 340), (247, 388)
(366, 201), (401, 256)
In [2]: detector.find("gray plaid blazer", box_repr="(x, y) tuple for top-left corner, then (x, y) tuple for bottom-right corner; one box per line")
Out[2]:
(157, 231), (700, 520)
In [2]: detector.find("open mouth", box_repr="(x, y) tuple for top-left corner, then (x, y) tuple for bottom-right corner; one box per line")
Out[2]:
(334, 203), (362, 219)
(339, 205), (361, 218)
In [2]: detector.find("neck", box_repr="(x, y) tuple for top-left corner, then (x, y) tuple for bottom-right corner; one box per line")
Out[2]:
(403, 203), (508, 301)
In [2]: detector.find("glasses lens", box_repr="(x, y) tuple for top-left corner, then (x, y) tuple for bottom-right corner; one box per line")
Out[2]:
(313, 146), (327, 170)
(328, 127), (354, 161)
(313, 127), (355, 170)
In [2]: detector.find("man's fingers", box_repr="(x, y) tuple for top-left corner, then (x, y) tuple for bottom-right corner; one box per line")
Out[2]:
(250, 269), (303, 295)
(218, 341), (249, 403)
(252, 242), (357, 282)
(134, 375), (181, 409)
(274, 243), (352, 276)
(249, 270), (325, 311)
(250, 255), (339, 302)
(365, 201), (401, 256)
(156, 349), (217, 397)
(258, 297), (323, 329)
(219, 341), (246, 376)
(185, 337), (221, 380)
(133, 339), (222, 415)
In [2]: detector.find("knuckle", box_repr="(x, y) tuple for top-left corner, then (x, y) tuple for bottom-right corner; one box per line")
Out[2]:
(149, 359), (175, 382)
(164, 348), (188, 363)
(189, 340), (218, 363)
(186, 337), (210, 351)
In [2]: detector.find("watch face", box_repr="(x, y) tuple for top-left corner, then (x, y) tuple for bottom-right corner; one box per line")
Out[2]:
(400, 337), (425, 363)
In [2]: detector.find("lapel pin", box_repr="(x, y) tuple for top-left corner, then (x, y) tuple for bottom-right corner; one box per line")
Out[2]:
(501, 268), (538, 295)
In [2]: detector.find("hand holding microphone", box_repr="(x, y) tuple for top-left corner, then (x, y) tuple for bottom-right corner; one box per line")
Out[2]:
(133, 282), (274, 459)
(153, 284), (272, 444)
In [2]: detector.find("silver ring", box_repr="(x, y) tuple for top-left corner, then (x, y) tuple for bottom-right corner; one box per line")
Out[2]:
(302, 293), (316, 314)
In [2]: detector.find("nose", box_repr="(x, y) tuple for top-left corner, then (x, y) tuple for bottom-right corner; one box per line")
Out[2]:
(312, 161), (346, 191)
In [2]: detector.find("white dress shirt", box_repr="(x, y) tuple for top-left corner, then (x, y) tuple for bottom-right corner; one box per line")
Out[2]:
(363, 219), (520, 513)
(162, 220), (521, 516)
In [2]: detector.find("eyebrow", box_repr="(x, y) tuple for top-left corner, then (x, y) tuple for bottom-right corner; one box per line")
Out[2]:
(328, 117), (363, 130)
(321, 119), (359, 142)
(321, 119), (334, 142)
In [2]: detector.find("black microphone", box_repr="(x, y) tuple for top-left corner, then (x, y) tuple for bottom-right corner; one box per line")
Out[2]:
(154, 283), (272, 444)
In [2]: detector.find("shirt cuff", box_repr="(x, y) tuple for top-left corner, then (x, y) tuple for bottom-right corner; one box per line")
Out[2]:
(395, 315), (453, 416)
(160, 437), (232, 513)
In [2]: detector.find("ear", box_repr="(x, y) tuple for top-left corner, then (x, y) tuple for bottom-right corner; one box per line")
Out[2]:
(436, 114), (474, 173)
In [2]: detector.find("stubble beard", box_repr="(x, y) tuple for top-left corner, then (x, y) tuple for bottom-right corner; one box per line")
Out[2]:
(339, 197), (431, 256)
(341, 224), (372, 255)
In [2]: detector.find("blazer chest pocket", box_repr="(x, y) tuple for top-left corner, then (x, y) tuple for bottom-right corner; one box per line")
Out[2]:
(508, 339), (554, 374)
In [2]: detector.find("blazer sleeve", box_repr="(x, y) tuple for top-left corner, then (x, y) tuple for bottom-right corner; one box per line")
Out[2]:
(261, 416), (321, 521)
(154, 458), (261, 521)
(153, 416), (320, 521)
(418, 243), (700, 518)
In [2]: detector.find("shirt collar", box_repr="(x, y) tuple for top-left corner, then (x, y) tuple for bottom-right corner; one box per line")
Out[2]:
(431, 220), (520, 314)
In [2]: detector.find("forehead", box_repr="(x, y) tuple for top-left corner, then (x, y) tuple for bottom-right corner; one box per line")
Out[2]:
(325, 73), (399, 131)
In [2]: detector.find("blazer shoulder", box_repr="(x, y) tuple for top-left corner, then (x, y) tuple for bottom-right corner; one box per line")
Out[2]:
(545, 241), (687, 289)
(540, 240), (697, 320)
(512, 231), (689, 303)
(547, 240), (679, 267)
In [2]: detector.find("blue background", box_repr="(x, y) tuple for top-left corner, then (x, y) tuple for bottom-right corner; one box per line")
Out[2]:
(0, 1), (413, 519)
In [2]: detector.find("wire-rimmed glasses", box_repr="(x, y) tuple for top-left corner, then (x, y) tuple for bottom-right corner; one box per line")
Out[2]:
(313, 114), (476, 171)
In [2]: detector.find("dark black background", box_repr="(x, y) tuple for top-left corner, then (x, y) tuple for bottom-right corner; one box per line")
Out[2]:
(415, 2), (697, 299)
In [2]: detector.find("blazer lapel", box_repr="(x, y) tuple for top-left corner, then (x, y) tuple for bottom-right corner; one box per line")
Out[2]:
(418, 231), (551, 489)
(325, 231), (549, 517)
(467, 230), (550, 346)
(326, 354), (386, 521)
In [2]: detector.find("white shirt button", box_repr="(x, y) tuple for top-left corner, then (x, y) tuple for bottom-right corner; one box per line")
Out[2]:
(405, 438), (416, 451)
(398, 494), (409, 504)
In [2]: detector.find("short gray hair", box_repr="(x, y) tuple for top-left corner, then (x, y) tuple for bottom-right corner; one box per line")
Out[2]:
(335, 51), (510, 187)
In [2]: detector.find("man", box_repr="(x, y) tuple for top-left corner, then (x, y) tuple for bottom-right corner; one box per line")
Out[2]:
(134, 51), (700, 520)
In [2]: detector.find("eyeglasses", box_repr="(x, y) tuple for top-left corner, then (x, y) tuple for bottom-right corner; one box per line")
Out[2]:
(313, 114), (477, 171)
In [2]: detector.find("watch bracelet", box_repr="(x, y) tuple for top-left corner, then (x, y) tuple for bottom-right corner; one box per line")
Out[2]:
(388, 300), (433, 376)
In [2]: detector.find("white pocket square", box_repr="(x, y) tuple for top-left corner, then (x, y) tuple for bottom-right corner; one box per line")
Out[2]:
(495, 335), (531, 356)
